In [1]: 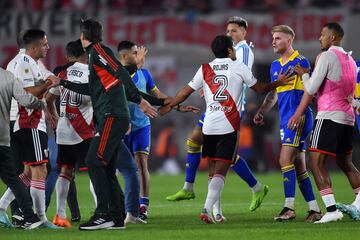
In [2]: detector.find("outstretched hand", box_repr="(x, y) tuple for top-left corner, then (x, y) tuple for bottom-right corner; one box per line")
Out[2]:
(46, 75), (61, 89)
(179, 105), (200, 113)
(136, 46), (148, 69)
(139, 99), (158, 118)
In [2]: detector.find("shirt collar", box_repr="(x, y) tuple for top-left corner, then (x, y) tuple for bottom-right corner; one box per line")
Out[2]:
(279, 50), (299, 66)
(234, 40), (247, 50)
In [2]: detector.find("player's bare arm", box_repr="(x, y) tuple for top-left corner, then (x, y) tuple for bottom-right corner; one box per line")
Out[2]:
(253, 90), (278, 126)
(46, 75), (61, 88)
(24, 80), (52, 97)
(287, 91), (313, 130)
(159, 85), (195, 115)
(45, 91), (59, 128)
(251, 67), (293, 94)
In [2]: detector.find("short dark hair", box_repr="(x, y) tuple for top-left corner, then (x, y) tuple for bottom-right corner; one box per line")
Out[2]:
(227, 16), (248, 29)
(324, 22), (344, 38)
(117, 40), (135, 52)
(16, 30), (28, 48)
(66, 39), (85, 58)
(80, 19), (102, 43)
(23, 29), (46, 48)
(211, 35), (233, 58)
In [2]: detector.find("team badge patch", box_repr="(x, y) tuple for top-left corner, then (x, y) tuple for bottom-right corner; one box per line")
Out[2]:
(24, 68), (29, 74)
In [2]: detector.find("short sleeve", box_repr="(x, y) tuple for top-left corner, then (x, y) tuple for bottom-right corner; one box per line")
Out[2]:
(236, 62), (256, 88)
(14, 60), (35, 88)
(269, 62), (276, 83)
(143, 69), (156, 92)
(188, 66), (203, 91)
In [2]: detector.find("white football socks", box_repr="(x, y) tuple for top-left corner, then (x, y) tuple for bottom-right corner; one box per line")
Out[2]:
(55, 175), (71, 218)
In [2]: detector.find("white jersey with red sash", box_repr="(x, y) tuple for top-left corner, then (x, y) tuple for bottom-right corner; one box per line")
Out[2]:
(13, 53), (47, 133)
(52, 62), (95, 145)
(188, 58), (257, 135)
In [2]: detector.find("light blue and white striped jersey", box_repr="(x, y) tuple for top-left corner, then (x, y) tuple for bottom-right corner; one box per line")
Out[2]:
(234, 40), (254, 112)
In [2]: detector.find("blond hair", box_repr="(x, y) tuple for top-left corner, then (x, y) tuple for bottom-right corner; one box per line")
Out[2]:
(271, 25), (295, 38)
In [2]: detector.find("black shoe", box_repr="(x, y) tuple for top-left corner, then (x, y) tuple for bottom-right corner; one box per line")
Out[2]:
(12, 214), (24, 227)
(106, 219), (125, 230)
(71, 216), (81, 222)
(139, 206), (148, 221)
(20, 215), (42, 230)
(79, 213), (114, 231)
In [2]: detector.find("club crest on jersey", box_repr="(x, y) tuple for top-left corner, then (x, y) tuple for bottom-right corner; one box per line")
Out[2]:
(24, 68), (29, 74)
(274, 71), (278, 76)
(99, 55), (108, 65)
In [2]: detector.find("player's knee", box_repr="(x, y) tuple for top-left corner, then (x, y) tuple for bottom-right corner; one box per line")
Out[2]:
(60, 167), (73, 178)
(31, 164), (47, 179)
(186, 139), (202, 153)
(336, 160), (354, 172)
(279, 158), (293, 168)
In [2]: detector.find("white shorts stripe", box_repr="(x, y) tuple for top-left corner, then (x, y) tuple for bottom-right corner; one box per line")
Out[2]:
(311, 119), (323, 149)
(31, 129), (42, 161)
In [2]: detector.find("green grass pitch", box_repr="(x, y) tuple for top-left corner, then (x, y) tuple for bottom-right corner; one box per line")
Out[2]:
(1, 172), (360, 240)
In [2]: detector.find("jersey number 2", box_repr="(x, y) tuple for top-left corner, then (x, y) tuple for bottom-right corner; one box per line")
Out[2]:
(213, 75), (229, 101)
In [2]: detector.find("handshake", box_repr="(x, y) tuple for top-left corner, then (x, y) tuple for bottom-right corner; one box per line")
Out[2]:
(158, 97), (200, 116)
(139, 96), (200, 119)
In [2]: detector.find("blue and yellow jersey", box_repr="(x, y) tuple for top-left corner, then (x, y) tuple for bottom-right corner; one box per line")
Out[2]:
(355, 60), (360, 132)
(270, 50), (312, 126)
(128, 68), (156, 131)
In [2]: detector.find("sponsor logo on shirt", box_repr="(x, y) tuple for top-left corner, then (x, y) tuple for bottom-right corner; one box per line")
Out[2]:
(209, 105), (232, 112)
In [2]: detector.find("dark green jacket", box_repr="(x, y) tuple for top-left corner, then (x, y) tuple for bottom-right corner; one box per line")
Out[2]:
(85, 42), (142, 121)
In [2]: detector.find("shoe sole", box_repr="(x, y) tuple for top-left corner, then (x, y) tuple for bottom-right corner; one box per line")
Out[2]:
(314, 217), (343, 224)
(274, 216), (296, 222)
(215, 218), (226, 224)
(26, 221), (43, 230)
(53, 222), (72, 228)
(125, 219), (147, 225)
(166, 196), (195, 202)
(106, 226), (126, 230)
(305, 214), (323, 222)
(79, 221), (114, 230)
